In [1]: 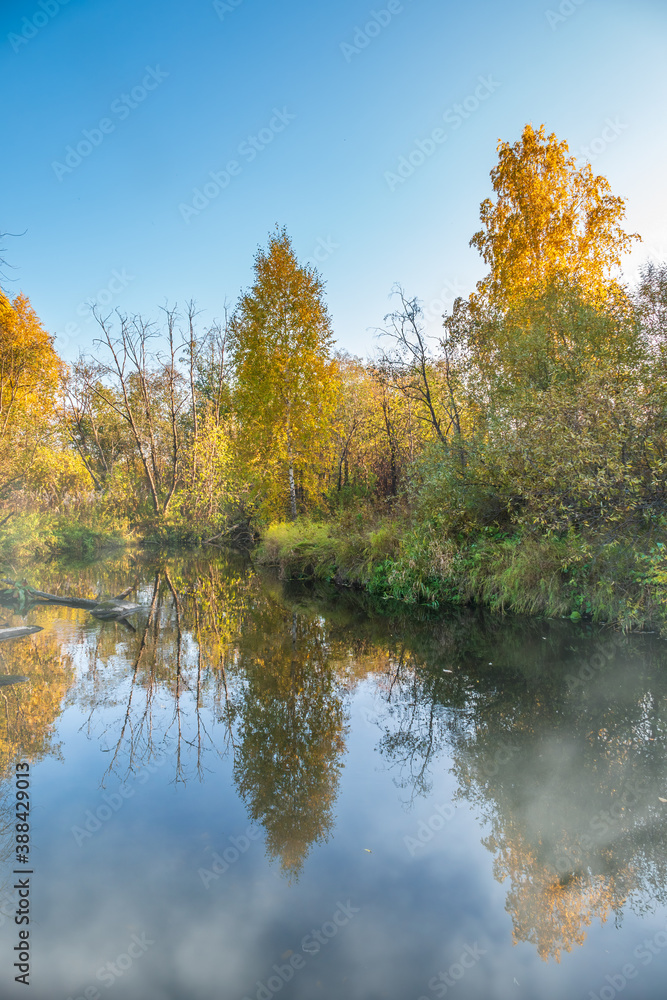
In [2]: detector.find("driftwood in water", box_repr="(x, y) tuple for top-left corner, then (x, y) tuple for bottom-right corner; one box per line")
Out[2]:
(90, 599), (143, 620)
(12, 587), (100, 609)
(0, 581), (142, 620)
(0, 627), (40, 689)
(0, 625), (43, 642)
(0, 627), (42, 687)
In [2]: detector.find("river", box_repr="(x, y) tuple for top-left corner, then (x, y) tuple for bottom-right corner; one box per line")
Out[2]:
(1, 549), (666, 999)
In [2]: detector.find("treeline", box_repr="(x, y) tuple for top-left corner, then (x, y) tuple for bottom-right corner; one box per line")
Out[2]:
(2, 124), (667, 624)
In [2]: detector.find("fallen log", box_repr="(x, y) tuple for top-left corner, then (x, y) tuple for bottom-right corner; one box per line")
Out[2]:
(0, 625), (43, 642)
(0, 581), (141, 616)
(18, 588), (100, 609)
(90, 599), (143, 620)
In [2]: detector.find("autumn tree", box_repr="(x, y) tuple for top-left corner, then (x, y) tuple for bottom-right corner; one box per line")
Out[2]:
(470, 123), (640, 313)
(233, 603), (346, 880)
(409, 125), (657, 534)
(463, 124), (644, 401)
(62, 360), (127, 490)
(379, 286), (468, 479)
(0, 291), (63, 496)
(328, 352), (424, 502)
(86, 309), (187, 518)
(230, 228), (339, 520)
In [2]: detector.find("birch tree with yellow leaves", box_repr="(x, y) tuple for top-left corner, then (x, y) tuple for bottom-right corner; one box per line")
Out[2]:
(230, 228), (339, 520)
(413, 124), (657, 535)
(470, 123), (640, 312)
(466, 123), (642, 396)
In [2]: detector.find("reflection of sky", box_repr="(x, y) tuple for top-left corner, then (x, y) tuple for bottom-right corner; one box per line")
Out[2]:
(2, 604), (667, 999)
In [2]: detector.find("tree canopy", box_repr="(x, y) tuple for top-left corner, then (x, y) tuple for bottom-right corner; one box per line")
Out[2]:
(0, 291), (63, 493)
(230, 227), (339, 519)
(470, 123), (640, 311)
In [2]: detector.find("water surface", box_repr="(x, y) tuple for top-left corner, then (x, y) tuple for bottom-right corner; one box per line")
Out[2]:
(1, 550), (667, 999)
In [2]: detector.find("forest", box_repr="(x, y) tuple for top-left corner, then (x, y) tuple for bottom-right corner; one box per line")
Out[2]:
(2, 123), (667, 630)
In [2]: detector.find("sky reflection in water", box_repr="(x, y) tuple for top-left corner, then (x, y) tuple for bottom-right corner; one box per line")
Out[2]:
(1, 550), (666, 999)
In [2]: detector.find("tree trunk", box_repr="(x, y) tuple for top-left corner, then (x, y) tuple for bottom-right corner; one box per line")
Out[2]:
(286, 405), (298, 520)
(288, 457), (297, 520)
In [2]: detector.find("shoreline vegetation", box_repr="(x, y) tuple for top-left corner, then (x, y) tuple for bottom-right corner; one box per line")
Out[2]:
(1, 509), (663, 633)
(3, 124), (667, 632)
(256, 516), (665, 631)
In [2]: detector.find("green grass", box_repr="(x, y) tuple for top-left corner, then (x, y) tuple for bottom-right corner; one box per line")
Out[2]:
(0, 511), (129, 569)
(257, 514), (667, 631)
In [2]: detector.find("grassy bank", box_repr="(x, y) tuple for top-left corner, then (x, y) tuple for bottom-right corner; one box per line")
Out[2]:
(0, 510), (130, 567)
(257, 513), (667, 632)
(4, 503), (666, 634)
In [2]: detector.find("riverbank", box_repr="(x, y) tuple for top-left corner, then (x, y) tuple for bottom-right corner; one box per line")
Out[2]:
(0, 510), (129, 565)
(4, 506), (665, 633)
(257, 515), (667, 632)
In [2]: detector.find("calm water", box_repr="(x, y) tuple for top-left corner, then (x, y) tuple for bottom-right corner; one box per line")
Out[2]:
(1, 550), (667, 1000)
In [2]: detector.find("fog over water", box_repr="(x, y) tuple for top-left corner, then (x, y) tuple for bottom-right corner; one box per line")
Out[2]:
(1, 551), (666, 999)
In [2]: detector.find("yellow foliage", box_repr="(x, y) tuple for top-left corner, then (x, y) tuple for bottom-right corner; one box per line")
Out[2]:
(470, 123), (640, 312)
(22, 446), (92, 497)
(230, 228), (340, 520)
(0, 291), (62, 430)
(0, 291), (63, 491)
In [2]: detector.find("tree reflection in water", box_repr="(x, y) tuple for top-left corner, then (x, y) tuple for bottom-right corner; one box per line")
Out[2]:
(357, 609), (667, 961)
(2, 556), (667, 960)
(233, 601), (346, 880)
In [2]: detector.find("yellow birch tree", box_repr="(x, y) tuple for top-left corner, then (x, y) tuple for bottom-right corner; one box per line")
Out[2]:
(470, 123), (640, 313)
(230, 228), (339, 520)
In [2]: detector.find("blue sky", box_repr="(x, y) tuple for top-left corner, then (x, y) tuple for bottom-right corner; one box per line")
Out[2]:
(2, 0), (666, 361)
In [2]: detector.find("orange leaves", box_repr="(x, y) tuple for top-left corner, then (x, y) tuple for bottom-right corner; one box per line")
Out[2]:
(470, 123), (640, 313)
(0, 290), (62, 435)
(0, 290), (64, 494)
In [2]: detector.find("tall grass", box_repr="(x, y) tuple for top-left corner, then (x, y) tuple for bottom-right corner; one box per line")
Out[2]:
(258, 513), (666, 630)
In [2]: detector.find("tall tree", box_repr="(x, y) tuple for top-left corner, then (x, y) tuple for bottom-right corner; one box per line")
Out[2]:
(89, 309), (187, 517)
(470, 123), (640, 312)
(0, 291), (62, 494)
(463, 124), (644, 399)
(230, 228), (338, 520)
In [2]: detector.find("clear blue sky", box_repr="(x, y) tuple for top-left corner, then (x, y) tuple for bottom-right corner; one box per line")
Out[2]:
(2, 0), (666, 361)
